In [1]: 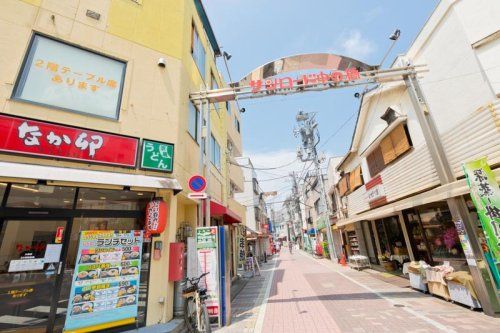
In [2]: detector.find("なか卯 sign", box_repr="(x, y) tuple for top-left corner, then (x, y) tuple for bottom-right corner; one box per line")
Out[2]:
(0, 114), (138, 167)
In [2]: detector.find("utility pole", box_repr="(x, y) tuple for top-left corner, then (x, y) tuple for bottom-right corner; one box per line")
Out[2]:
(294, 111), (338, 262)
(290, 172), (304, 248)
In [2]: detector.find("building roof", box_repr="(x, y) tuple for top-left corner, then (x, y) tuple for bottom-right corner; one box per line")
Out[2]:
(195, 0), (221, 56)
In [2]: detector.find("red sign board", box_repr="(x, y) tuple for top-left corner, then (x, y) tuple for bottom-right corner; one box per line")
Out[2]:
(0, 115), (138, 167)
(55, 227), (64, 244)
(249, 68), (361, 94)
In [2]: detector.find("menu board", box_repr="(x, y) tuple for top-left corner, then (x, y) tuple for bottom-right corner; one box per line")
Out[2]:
(64, 230), (143, 332)
(196, 227), (219, 317)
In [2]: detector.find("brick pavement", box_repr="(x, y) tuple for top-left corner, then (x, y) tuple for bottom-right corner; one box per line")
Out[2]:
(214, 256), (277, 333)
(216, 249), (500, 332)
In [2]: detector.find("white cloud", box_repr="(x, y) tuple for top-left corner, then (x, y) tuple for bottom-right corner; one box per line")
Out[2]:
(340, 30), (375, 61)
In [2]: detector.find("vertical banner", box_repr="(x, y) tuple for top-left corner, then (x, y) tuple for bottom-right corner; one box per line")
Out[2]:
(237, 226), (246, 266)
(196, 227), (219, 318)
(463, 158), (500, 287)
(64, 231), (143, 332)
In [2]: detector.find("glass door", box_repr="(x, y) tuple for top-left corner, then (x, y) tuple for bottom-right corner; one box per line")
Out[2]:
(0, 220), (68, 333)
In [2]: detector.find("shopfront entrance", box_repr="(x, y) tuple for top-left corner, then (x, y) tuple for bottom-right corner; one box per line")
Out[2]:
(0, 183), (154, 333)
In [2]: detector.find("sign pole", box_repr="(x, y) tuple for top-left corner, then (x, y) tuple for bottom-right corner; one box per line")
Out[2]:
(205, 99), (211, 227)
(197, 100), (204, 227)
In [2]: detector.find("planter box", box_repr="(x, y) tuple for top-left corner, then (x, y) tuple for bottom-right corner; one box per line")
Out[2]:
(447, 281), (481, 309)
(428, 281), (450, 301)
(409, 272), (428, 292)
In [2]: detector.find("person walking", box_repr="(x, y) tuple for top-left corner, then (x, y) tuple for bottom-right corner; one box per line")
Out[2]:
(289, 241), (293, 254)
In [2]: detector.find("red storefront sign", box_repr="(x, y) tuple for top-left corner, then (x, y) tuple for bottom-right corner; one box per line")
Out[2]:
(0, 114), (138, 167)
(249, 67), (361, 94)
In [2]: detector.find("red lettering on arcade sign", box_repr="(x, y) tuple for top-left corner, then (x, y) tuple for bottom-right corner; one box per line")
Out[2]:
(249, 68), (361, 93)
(0, 114), (138, 167)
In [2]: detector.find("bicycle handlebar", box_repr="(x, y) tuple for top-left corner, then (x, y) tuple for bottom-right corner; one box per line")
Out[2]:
(183, 272), (210, 287)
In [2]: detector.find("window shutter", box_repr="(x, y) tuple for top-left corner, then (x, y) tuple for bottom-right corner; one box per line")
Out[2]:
(349, 166), (363, 191)
(349, 171), (356, 191)
(367, 147), (384, 177)
(390, 124), (411, 157)
(380, 135), (396, 164)
(354, 165), (363, 188)
(339, 176), (348, 196)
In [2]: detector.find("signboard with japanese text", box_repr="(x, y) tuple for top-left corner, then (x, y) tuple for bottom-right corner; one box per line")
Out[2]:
(0, 114), (138, 167)
(237, 226), (246, 265)
(463, 158), (500, 263)
(140, 139), (174, 172)
(13, 34), (126, 119)
(196, 227), (219, 317)
(64, 230), (143, 332)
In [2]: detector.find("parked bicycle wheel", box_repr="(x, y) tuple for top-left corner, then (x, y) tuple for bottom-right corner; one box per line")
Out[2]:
(200, 303), (212, 333)
(184, 297), (197, 332)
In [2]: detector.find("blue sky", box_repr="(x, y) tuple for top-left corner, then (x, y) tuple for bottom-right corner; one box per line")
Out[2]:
(203, 0), (439, 196)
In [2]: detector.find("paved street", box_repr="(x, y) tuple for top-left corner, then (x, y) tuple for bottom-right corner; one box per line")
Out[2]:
(218, 250), (500, 333)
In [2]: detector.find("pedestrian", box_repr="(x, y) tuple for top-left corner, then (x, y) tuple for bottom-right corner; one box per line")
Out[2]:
(289, 241), (293, 254)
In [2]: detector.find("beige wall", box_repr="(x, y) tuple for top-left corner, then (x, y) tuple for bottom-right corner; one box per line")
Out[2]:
(0, 0), (245, 326)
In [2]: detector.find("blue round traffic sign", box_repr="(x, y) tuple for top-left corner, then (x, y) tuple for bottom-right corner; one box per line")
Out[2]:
(188, 175), (206, 192)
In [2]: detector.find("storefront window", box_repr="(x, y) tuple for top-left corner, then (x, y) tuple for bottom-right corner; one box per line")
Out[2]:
(76, 188), (154, 210)
(417, 205), (465, 262)
(0, 220), (68, 331)
(6, 184), (76, 208)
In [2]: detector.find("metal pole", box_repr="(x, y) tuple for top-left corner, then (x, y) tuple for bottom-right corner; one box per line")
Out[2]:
(405, 73), (500, 315)
(198, 100), (204, 227)
(314, 153), (338, 261)
(205, 99), (211, 227)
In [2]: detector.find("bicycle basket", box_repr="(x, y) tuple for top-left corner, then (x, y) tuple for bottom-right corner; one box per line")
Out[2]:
(182, 285), (197, 295)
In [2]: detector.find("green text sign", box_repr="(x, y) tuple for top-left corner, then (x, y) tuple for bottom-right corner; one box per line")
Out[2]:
(463, 158), (500, 262)
(140, 140), (174, 172)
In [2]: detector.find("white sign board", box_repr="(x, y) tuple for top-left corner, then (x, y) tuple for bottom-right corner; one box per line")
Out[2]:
(13, 34), (126, 119)
(196, 227), (219, 318)
(8, 258), (45, 272)
(188, 193), (208, 200)
(365, 183), (385, 202)
(44, 244), (63, 263)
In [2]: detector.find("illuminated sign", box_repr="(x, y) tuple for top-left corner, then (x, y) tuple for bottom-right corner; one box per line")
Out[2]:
(13, 34), (126, 119)
(249, 68), (361, 94)
(0, 114), (139, 167)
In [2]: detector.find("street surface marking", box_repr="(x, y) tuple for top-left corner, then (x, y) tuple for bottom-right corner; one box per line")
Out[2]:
(253, 256), (278, 333)
(298, 251), (457, 333)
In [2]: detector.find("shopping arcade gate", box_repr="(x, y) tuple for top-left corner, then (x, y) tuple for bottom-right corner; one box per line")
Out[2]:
(189, 53), (426, 104)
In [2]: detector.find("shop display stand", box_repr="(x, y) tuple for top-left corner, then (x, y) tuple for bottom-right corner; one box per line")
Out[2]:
(348, 255), (371, 270)
(347, 231), (360, 255)
(408, 272), (428, 293)
(447, 281), (481, 310)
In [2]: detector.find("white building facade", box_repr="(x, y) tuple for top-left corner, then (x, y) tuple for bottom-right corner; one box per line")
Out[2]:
(335, 0), (500, 315)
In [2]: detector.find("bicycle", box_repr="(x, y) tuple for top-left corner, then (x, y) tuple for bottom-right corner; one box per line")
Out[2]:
(182, 272), (212, 333)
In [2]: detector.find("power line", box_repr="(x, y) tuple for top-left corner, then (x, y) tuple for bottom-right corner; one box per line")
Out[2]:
(230, 158), (298, 170)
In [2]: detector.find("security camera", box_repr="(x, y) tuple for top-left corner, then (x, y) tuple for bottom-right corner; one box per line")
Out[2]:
(158, 58), (166, 68)
(354, 92), (361, 98)
(240, 107), (246, 113)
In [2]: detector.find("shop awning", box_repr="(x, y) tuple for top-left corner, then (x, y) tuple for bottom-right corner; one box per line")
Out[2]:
(0, 161), (182, 193)
(336, 169), (500, 227)
(205, 200), (242, 224)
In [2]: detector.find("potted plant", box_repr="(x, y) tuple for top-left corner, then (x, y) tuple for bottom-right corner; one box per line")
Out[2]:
(378, 253), (395, 271)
